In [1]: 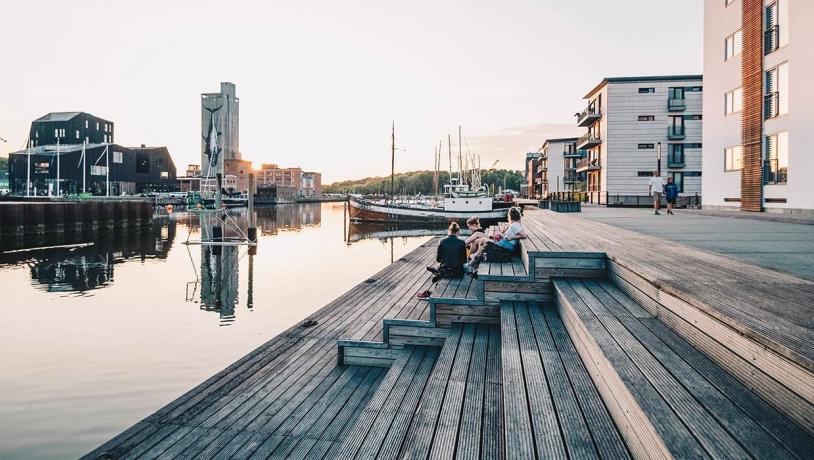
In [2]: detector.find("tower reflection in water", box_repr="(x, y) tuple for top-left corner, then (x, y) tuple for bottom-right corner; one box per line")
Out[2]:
(191, 203), (321, 325)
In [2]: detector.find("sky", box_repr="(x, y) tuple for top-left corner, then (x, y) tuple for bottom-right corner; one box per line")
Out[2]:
(0, 0), (702, 183)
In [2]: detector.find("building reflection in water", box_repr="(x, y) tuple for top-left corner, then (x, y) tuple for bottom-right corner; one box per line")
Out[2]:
(20, 221), (176, 294)
(190, 203), (321, 324)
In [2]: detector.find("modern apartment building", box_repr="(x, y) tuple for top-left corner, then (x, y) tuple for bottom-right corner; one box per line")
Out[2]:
(703, 0), (813, 214)
(576, 75), (703, 205)
(201, 82), (240, 183)
(540, 137), (582, 195)
(522, 152), (541, 198)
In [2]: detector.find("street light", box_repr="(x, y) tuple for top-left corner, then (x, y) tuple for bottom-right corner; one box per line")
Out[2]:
(657, 142), (662, 176)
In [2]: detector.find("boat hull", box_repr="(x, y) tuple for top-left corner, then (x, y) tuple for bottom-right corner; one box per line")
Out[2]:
(347, 197), (508, 224)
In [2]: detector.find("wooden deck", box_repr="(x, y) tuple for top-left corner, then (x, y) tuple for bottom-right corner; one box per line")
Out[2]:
(87, 208), (814, 459)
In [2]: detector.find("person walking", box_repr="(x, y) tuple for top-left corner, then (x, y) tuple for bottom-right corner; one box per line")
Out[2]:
(648, 171), (665, 215)
(664, 176), (679, 215)
(418, 221), (467, 298)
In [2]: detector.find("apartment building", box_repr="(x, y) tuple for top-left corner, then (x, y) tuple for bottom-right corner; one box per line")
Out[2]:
(540, 138), (582, 195)
(576, 75), (703, 205)
(703, 0), (813, 214)
(522, 152), (541, 198)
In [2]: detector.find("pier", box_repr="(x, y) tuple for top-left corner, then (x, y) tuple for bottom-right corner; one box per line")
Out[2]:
(86, 208), (814, 459)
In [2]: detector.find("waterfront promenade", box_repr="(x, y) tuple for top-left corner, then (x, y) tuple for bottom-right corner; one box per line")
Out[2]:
(86, 208), (814, 459)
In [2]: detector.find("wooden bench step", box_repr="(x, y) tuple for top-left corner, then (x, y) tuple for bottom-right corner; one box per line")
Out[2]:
(554, 278), (814, 459)
(500, 301), (630, 459)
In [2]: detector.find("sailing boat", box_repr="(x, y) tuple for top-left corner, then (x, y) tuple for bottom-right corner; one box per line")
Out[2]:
(347, 125), (511, 224)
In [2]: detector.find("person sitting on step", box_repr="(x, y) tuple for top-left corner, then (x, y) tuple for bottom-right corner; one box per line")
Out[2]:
(464, 207), (526, 274)
(417, 221), (467, 298)
(464, 216), (486, 256)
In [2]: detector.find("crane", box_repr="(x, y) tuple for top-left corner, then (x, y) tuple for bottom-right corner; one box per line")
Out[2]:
(487, 159), (500, 170)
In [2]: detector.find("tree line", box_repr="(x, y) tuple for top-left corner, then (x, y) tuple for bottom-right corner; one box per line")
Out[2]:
(324, 169), (525, 195)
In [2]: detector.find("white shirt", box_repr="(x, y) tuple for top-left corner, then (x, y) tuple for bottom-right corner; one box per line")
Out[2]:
(649, 176), (665, 193)
(504, 222), (523, 240)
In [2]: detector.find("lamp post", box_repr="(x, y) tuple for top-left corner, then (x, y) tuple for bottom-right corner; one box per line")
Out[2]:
(657, 142), (662, 177)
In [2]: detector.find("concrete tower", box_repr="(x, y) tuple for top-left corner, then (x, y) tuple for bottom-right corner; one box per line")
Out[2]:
(201, 82), (240, 185)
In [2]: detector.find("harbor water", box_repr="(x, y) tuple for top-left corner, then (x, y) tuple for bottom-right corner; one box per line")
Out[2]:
(0, 202), (435, 459)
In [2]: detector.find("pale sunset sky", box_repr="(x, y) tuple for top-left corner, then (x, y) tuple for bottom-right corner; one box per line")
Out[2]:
(0, 1), (702, 183)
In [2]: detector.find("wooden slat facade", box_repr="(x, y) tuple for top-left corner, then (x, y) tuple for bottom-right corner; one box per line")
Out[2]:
(741, 0), (764, 211)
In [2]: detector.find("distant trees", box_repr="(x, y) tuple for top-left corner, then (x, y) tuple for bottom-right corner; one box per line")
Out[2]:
(324, 169), (524, 195)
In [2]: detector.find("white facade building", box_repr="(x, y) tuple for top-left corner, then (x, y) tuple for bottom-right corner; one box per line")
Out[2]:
(703, 0), (813, 214)
(576, 76), (703, 205)
(540, 138), (582, 195)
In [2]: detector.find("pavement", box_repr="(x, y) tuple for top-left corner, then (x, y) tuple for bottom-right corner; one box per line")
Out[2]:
(576, 205), (814, 281)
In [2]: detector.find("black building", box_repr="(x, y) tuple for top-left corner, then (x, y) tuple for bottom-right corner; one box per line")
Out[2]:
(29, 112), (114, 147)
(7, 143), (177, 195)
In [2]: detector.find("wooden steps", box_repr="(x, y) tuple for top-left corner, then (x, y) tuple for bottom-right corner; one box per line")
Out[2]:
(554, 278), (814, 459)
(500, 301), (630, 459)
(337, 323), (504, 459)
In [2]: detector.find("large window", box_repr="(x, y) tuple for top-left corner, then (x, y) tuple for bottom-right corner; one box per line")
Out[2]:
(764, 131), (788, 184)
(724, 146), (743, 171)
(764, 62), (788, 119)
(725, 29), (743, 60)
(113, 151), (123, 163)
(668, 144), (685, 166)
(91, 165), (108, 176)
(725, 87), (743, 115)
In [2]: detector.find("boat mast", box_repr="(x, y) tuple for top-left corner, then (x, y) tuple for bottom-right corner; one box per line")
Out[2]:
(390, 121), (395, 205)
(447, 134), (453, 185)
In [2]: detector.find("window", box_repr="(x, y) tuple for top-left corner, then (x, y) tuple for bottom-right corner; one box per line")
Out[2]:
(725, 87), (743, 115)
(637, 171), (653, 177)
(668, 87), (685, 100)
(85, 137), (89, 144)
(638, 87), (655, 94)
(687, 86), (703, 92)
(687, 115), (702, 120)
(638, 144), (655, 149)
(764, 62), (788, 118)
(686, 143), (702, 148)
(724, 145), (743, 171)
(765, 2), (779, 54)
(668, 172), (684, 192)
(35, 131), (38, 138)
(113, 151), (123, 163)
(668, 144), (685, 166)
(156, 158), (165, 167)
(638, 115), (655, 121)
(161, 171), (169, 178)
(85, 120), (89, 129)
(764, 131), (788, 184)
(91, 165), (108, 176)
(34, 162), (49, 174)
(685, 171), (702, 177)
(725, 30), (743, 60)
(76, 130), (80, 139)
(96, 122), (100, 130)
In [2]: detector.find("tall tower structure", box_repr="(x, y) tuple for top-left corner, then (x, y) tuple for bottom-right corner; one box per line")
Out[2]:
(201, 82), (240, 186)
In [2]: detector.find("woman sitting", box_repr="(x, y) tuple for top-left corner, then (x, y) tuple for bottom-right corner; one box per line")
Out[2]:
(418, 221), (467, 298)
(464, 216), (486, 254)
(465, 207), (526, 273)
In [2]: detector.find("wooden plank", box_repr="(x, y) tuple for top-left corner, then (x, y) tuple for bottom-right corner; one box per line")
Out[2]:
(399, 324), (464, 458)
(513, 302), (568, 458)
(499, 302), (536, 459)
(455, 324), (489, 460)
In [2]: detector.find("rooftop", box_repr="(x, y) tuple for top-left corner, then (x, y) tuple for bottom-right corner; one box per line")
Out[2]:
(584, 74), (703, 99)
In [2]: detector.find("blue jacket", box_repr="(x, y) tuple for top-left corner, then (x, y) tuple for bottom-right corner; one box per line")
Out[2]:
(664, 183), (679, 200)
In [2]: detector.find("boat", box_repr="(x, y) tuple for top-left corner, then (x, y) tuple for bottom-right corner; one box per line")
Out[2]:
(347, 124), (512, 224)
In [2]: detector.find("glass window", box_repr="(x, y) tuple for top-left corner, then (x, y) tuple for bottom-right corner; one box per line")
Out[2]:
(669, 172), (684, 192)
(638, 87), (655, 94)
(669, 144), (685, 165)
(725, 30), (743, 60)
(91, 165), (108, 176)
(638, 115), (655, 121)
(764, 131), (788, 184)
(725, 87), (743, 115)
(113, 151), (123, 163)
(638, 144), (655, 149)
(75, 130), (80, 139)
(724, 146), (743, 171)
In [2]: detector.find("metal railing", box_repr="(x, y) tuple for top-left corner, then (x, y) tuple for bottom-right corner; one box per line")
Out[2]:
(577, 132), (601, 149)
(668, 98), (686, 111)
(576, 107), (601, 126)
(576, 157), (600, 171)
(764, 92), (779, 119)
(764, 25), (780, 54)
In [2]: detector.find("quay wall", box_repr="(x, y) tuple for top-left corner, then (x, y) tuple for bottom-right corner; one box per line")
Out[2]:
(0, 200), (152, 237)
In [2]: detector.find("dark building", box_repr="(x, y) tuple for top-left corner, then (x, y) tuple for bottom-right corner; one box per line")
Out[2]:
(7, 143), (177, 195)
(29, 112), (114, 147)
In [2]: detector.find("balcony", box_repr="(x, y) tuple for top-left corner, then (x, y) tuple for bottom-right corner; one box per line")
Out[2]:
(667, 126), (685, 140)
(576, 132), (601, 150)
(764, 92), (779, 119)
(668, 98), (686, 112)
(764, 25), (779, 55)
(576, 157), (600, 173)
(576, 107), (601, 127)
(563, 149), (586, 158)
